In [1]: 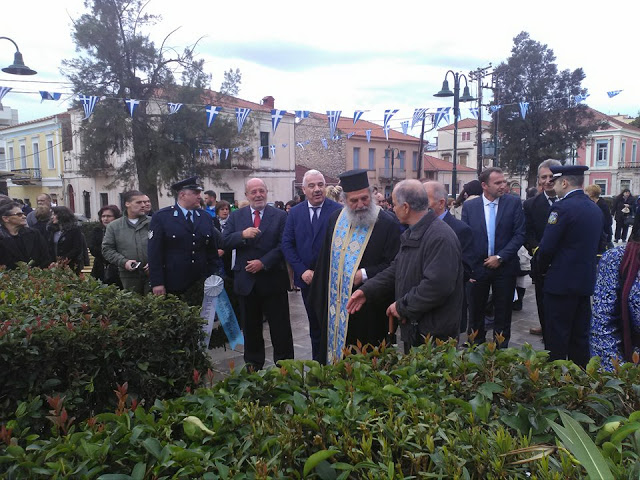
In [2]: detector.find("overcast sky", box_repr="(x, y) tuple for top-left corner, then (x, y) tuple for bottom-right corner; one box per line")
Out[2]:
(1, 0), (638, 134)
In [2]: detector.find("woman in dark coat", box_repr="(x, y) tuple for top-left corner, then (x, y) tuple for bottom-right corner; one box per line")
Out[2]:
(0, 202), (49, 269)
(48, 206), (86, 274)
(90, 205), (122, 286)
(613, 189), (634, 242)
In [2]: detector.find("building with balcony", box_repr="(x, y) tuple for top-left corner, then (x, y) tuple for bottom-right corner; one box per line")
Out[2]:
(0, 113), (71, 206)
(0, 105), (20, 195)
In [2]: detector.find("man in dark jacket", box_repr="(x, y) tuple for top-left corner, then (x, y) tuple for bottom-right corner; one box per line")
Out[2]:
(347, 180), (463, 351)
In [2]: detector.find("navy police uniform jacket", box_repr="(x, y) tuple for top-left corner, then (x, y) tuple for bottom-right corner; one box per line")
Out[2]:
(537, 190), (603, 296)
(148, 205), (221, 293)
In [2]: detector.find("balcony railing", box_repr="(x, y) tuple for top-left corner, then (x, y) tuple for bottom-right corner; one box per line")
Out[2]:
(618, 161), (640, 169)
(378, 168), (406, 180)
(11, 168), (42, 184)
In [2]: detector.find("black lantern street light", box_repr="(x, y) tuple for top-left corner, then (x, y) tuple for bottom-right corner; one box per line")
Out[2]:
(387, 145), (401, 190)
(434, 70), (475, 196)
(1, 37), (37, 75)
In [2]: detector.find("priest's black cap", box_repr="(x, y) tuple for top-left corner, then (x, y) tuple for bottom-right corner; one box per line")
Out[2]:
(550, 165), (589, 179)
(338, 169), (369, 192)
(170, 176), (203, 192)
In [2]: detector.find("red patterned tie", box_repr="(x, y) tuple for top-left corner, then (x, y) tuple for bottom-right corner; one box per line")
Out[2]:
(253, 210), (261, 228)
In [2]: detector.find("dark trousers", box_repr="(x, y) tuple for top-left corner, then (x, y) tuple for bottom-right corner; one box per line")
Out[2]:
(301, 286), (322, 362)
(238, 289), (294, 370)
(533, 274), (546, 334)
(543, 293), (591, 367)
(470, 269), (516, 347)
(615, 222), (629, 242)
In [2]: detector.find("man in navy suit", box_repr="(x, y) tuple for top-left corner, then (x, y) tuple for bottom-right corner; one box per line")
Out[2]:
(523, 159), (562, 338)
(282, 169), (341, 361)
(535, 165), (602, 367)
(424, 181), (474, 333)
(461, 167), (525, 347)
(148, 177), (221, 305)
(223, 178), (294, 370)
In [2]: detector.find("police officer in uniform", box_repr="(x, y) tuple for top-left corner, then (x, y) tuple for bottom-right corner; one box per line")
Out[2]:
(148, 177), (222, 305)
(535, 165), (602, 367)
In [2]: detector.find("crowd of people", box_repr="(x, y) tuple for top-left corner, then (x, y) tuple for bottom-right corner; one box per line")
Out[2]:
(1, 163), (639, 371)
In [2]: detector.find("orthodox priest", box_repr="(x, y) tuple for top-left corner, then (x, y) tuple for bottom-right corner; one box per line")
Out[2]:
(310, 169), (401, 364)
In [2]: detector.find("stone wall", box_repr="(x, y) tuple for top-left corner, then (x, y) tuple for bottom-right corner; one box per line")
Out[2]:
(294, 116), (346, 180)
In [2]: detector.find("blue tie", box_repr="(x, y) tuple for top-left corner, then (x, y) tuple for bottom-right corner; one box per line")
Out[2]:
(488, 202), (496, 256)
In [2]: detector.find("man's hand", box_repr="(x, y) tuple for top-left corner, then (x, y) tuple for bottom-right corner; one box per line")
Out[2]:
(124, 259), (139, 272)
(152, 285), (166, 295)
(301, 269), (314, 285)
(386, 302), (400, 319)
(242, 227), (261, 239)
(218, 249), (225, 257)
(483, 256), (501, 269)
(346, 289), (367, 314)
(353, 269), (363, 287)
(245, 259), (264, 274)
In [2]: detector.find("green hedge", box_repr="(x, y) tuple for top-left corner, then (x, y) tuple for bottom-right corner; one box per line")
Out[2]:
(0, 265), (211, 428)
(3, 340), (640, 478)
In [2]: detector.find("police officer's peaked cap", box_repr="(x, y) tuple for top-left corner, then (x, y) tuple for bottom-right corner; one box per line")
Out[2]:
(550, 165), (589, 179)
(338, 169), (369, 192)
(171, 176), (203, 192)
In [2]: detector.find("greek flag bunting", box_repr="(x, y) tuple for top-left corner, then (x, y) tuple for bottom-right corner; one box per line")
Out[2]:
(353, 110), (365, 125)
(271, 109), (287, 133)
(206, 106), (222, 127)
(383, 109), (398, 140)
(296, 142), (305, 149)
(607, 90), (622, 98)
(366, 130), (372, 143)
(401, 121), (409, 135)
(270, 145), (276, 157)
(574, 94), (589, 104)
(225, 149), (230, 159)
(347, 132), (355, 139)
(433, 107), (450, 128)
(39, 91), (62, 102)
(411, 108), (427, 129)
(489, 105), (503, 114)
(0, 86), (11, 103)
(468, 107), (479, 119)
(259, 146), (264, 158)
(236, 107), (252, 133)
(327, 111), (342, 138)
(167, 103), (183, 115)
(207, 149), (214, 159)
(217, 149), (222, 160)
(321, 138), (328, 149)
(295, 110), (309, 119)
(79, 94), (100, 119)
(233, 147), (240, 153)
(281, 143), (288, 148)
(519, 102), (529, 119)
(124, 99), (140, 117)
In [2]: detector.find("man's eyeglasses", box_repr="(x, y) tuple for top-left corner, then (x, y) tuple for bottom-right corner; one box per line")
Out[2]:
(5, 212), (26, 217)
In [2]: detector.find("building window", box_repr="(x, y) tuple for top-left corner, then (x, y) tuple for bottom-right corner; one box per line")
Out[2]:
(621, 140), (626, 164)
(621, 179), (631, 192)
(633, 143), (637, 165)
(353, 147), (360, 169)
(83, 191), (91, 220)
(596, 140), (609, 166)
(412, 151), (418, 171)
(100, 193), (109, 207)
(220, 192), (235, 204)
(8, 146), (14, 170)
(399, 150), (406, 170)
(443, 154), (451, 164)
(461, 132), (471, 141)
(368, 148), (375, 170)
(260, 132), (270, 159)
(459, 153), (468, 167)
(20, 144), (27, 169)
(32, 142), (40, 169)
(47, 139), (55, 169)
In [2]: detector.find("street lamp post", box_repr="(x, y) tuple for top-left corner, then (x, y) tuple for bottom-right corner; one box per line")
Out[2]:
(0, 37), (37, 75)
(434, 70), (475, 197)
(387, 145), (400, 191)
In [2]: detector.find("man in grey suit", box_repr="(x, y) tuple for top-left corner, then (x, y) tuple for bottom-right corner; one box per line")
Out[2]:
(223, 178), (293, 370)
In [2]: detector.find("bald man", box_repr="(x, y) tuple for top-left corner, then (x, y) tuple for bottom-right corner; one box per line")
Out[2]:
(223, 178), (294, 371)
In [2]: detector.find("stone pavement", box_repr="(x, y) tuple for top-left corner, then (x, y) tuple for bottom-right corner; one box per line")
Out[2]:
(207, 276), (544, 380)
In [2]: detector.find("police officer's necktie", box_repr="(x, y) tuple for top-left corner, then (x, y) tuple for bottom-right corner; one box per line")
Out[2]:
(186, 211), (192, 223)
(253, 210), (261, 228)
(549, 196), (557, 205)
(488, 202), (496, 256)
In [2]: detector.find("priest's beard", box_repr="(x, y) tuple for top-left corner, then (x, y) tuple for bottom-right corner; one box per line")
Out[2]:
(344, 203), (379, 228)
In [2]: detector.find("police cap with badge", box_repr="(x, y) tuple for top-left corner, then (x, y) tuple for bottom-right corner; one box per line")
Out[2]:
(171, 176), (203, 192)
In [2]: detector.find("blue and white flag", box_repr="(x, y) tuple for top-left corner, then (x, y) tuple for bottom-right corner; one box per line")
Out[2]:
(401, 121), (409, 135)
(383, 109), (399, 140)
(124, 99), (140, 117)
(39, 91), (61, 102)
(366, 130), (372, 143)
(296, 142), (305, 150)
(347, 132), (355, 139)
(270, 145), (276, 157)
(0, 86), (11, 103)
(412, 108), (427, 129)
(79, 94), (100, 119)
(468, 107), (479, 119)
(233, 147), (240, 153)
(167, 102), (183, 115)
(236, 107), (252, 133)
(225, 149), (230, 159)
(207, 149), (214, 159)
(245, 146), (252, 153)
(281, 143), (288, 148)
(519, 102), (529, 119)
(258, 146), (264, 158)
(217, 149), (222, 159)
(327, 110), (342, 138)
(206, 105), (222, 127)
(353, 110), (365, 125)
(607, 90), (622, 98)
(271, 109), (287, 133)
(295, 110), (310, 119)
(333, 135), (341, 141)
(321, 138), (328, 149)
(489, 105), (503, 114)
(433, 107), (450, 128)
(574, 94), (589, 104)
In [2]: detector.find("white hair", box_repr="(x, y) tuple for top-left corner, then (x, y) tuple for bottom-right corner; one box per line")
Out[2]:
(302, 169), (325, 187)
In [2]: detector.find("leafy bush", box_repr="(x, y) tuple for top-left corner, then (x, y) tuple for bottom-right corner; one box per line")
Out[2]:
(3, 339), (640, 478)
(0, 265), (211, 429)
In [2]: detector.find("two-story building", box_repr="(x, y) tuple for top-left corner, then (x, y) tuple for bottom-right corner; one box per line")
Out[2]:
(0, 113), (71, 206)
(0, 104), (19, 195)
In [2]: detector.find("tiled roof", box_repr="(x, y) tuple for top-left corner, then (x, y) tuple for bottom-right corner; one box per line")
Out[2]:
(0, 113), (65, 131)
(586, 107), (640, 133)
(423, 154), (476, 172)
(439, 118), (492, 131)
(307, 112), (421, 143)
